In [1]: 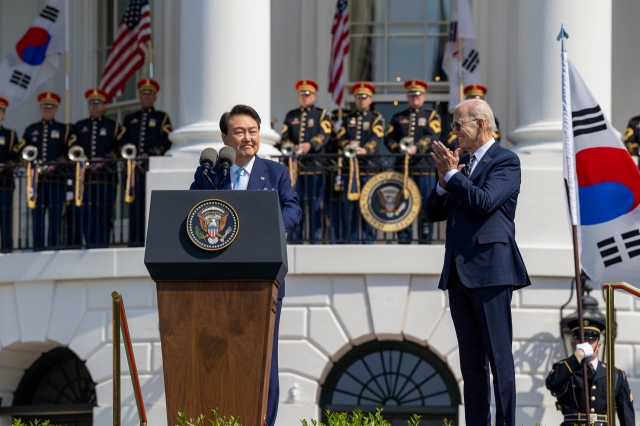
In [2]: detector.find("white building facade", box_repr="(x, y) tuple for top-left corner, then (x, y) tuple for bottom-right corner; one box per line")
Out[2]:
(1, 0), (640, 425)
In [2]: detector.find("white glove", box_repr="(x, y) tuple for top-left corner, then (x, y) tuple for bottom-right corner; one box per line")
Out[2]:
(576, 342), (594, 360)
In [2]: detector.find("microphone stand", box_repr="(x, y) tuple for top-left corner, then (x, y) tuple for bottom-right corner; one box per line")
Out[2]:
(201, 165), (219, 189)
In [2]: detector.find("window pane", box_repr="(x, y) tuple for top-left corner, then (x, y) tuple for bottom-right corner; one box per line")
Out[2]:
(350, 36), (384, 81)
(351, 0), (385, 23)
(388, 24), (425, 34)
(388, 37), (424, 82)
(389, 0), (424, 22)
(427, 0), (453, 21)
(426, 35), (447, 81)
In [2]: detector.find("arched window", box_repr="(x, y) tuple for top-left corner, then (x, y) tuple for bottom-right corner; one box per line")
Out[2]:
(320, 340), (460, 426)
(7, 348), (96, 426)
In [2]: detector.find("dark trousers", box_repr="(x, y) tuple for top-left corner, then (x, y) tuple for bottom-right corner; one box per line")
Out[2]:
(289, 174), (323, 243)
(83, 183), (116, 248)
(447, 262), (515, 426)
(128, 172), (146, 247)
(342, 177), (375, 243)
(0, 188), (13, 252)
(266, 297), (282, 426)
(397, 174), (435, 244)
(32, 181), (65, 250)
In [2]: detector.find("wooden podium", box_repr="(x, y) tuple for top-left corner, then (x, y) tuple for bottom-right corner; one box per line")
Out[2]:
(144, 191), (288, 426)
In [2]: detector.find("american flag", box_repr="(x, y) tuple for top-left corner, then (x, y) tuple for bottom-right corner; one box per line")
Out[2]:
(329, 0), (349, 107)
(99, 0), (151, 101)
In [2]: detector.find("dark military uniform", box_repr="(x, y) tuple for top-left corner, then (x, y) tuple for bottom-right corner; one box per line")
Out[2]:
(74, 115), (122, 247)
(14, 120), (77, 249)
(336, 109), (384, 242)
(280, 105), (331, 243)
(120, 107), (172, 246)
(386, 107), (442, 243)
(546, 355), (635, 425)
(0, 125), (18, 252)
(623, 115), (640, 159)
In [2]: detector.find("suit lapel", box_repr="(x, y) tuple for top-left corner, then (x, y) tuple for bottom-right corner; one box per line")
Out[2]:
(470, 141), (500, 180)
(247, 156), (270, 190)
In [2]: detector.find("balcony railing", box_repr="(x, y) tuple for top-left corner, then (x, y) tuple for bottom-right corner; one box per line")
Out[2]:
(0, 158), (148, 252)
(274, 153), (445, 244)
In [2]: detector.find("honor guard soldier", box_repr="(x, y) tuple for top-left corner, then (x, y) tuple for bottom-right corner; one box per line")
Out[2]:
(447, 84), (501, 148)
(336, 82), (384, 243)
(74, 88), (122, 248)
(546, 318), (635, 426)
(623, 115), (640, 162)
(385, 79), (442, 244)
(14, 92), (77, 250)
(0, 97), (18, 252)
(279, 79), (331, 243)
(120, 78), (172, 247)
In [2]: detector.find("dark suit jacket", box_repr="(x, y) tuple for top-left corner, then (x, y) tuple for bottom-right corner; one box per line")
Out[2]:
(190, 155), (302, 297)
(426, 142), (531, 290)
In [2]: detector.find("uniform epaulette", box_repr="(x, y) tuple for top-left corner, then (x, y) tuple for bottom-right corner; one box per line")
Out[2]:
(630, 115), (640, 122)
(25, 121), (41, 128)
(285, 108), (300, 116)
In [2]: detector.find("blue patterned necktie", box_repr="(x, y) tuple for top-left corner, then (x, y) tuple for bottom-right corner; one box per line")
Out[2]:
(464, 154), (477, 178)
(234, 167), (247, 190)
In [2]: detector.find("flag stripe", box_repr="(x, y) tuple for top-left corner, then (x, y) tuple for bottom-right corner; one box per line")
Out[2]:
(572, 105), (601, 118)
(329, 0), (349, 107)
(597, 237), (615, 248)
(99, 1), (151, 101)
(629, 249), (640, 258)
(621, 229), (640, 239)
(599, 247), (619, 257)
(604, 256), (623, 267)
(573, 114), (604, 128)
(573, 123), (607, 138)
(625, 239), (640, 249)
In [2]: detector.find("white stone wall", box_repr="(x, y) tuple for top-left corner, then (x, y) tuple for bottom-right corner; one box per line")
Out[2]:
(0, 247), (638, 426)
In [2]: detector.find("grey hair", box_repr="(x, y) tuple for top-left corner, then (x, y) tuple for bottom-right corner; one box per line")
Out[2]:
(455, 99), (497, 133)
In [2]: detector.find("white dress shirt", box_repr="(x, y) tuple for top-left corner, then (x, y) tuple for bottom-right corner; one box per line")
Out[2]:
(230, 155), (256, 190)
(436, 138), (496, 195)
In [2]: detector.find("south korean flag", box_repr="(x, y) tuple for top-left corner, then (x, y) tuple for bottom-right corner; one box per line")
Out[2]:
(442, 0), (482, 113)
(562, 51), (640, 285)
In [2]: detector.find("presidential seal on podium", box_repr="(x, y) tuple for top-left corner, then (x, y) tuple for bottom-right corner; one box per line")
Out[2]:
(187, 199), (240, 250)
(359, 171), (422, 232)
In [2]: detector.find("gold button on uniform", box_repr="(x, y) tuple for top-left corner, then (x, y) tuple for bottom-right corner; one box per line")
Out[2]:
(591, 408), (595, 413)
(592, 385), (596, 390)
(591, 396), (595, 401)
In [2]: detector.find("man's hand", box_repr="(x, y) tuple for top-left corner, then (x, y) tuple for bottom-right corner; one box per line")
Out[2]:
(356, 147), (367, 155)
(295, 142), (312, 155)
(139, 153), (149, 159)
(431, 141), (463, 188)
(46, 165), (56, 173)
(408, 145), (418, 155)
(575, 342), (594, 362)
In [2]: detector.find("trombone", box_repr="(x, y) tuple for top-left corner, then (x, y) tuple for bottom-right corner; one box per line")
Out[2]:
(121, 144), (138, 203)
(121, 143), (137, 159)
(399, 136), (414, 153)
(68, 146), (88, 207)
(22, 145), (40, 209)
(399, 137), (414, 199)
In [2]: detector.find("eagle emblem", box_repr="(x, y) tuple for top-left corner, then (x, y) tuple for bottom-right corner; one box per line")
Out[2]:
(377, 186), (407, 218)
(187, 199), (239, 250)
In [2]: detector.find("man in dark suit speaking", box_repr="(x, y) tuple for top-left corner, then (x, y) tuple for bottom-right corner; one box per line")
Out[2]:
(191, 104), (302, 426)
(426, 99), (530, 426)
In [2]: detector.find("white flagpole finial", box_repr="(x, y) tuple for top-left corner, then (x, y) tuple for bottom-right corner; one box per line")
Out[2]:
(557, 24), (569, 52)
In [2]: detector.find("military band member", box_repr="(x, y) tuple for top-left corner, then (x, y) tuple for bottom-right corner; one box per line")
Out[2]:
(385, 79), (441, 244)
(336, 82), (384, 243)
(546, 318), (635, 426)
(120, 78), (172, 247)
(447, 84), (501, 148)
(623, 115), (640, 160)
(0, 98), (18, 253)
(279, 79), (331, 243)
(13, 92), (77, 250)
(74, 88), (122, 248)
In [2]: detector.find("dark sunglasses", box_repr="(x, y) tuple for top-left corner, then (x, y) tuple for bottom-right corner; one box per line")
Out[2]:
(450, 118), (478, 131)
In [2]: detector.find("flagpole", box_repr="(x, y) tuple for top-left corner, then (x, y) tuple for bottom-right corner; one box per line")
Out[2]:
(147, 0), (154, 78)
(457, 32), (463, 104)
(64, 0), (70, 123)
(559, 24), (591, 419)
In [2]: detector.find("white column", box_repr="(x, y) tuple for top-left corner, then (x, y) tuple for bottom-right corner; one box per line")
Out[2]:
(167, 0), (280, 158)
(507, 0), (612, 249)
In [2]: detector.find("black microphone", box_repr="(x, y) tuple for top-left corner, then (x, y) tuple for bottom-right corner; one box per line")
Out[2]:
(199, 148), (218, 174)
(218, 146), (236, 181)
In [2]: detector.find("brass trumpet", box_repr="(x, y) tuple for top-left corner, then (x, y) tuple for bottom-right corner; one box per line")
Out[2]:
(281, 142), (295, 157)
(22, 145), (39, 162)
(344, 145), (358, 158)
(399, 137), (415, 152)
(68, 145), (87, 162)
(121, 143), (137, 159)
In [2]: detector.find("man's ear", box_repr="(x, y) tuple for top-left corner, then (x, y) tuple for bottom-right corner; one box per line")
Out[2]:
(221, 133), (228, 145)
